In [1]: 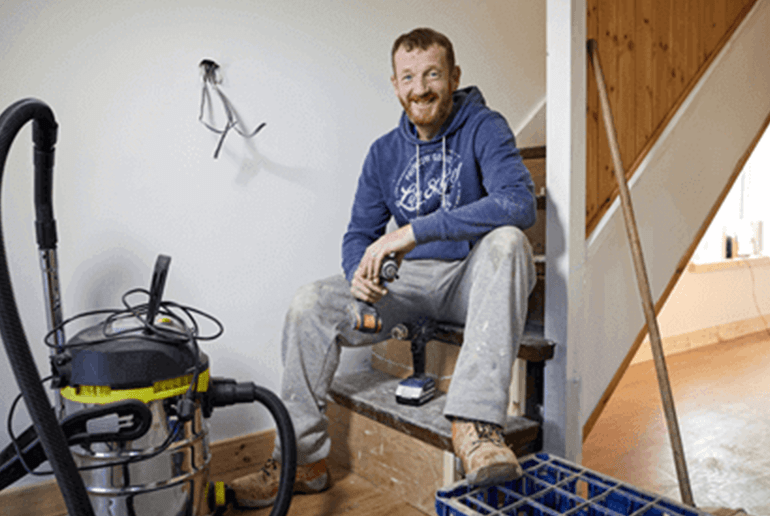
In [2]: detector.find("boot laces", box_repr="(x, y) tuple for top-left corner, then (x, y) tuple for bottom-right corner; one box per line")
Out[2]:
(261, 458), (279, 477)
(474, 421), (504, 446)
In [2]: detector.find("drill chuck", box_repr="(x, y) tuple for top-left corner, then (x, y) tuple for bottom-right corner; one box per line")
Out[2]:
(380, 255), (399, 282)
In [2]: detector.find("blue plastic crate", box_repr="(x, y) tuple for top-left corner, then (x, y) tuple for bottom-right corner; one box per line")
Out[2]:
(436, 453), (715, 516)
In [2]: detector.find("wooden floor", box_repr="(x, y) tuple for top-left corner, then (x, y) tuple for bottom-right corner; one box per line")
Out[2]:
(583, 332), (770, 516)
(217, 332), (770, 516)
(217, 461), (429, 516)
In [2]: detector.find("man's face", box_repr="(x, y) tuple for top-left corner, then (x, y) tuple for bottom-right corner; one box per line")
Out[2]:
(391, 43), (461, 141)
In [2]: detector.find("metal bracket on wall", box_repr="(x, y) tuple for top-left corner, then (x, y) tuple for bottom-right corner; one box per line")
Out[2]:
(198, 59), (266, 159)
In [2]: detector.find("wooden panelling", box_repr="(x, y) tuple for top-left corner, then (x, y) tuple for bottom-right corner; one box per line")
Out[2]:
(327, 403), (450, 515)
(586, 0), (758, 236)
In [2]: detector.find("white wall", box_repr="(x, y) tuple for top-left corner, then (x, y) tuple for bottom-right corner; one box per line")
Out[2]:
(0, 0), (545, 486)
(629, 127), (770, 363)
(693, 126), (770, 264)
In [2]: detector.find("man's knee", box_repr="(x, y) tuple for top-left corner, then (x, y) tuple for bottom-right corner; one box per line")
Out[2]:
(287, 277), (350, 320)
(479, 226), (529, 258)
(289, 282), (323, 315)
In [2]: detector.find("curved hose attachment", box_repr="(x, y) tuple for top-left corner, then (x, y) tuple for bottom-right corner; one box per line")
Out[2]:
(251, 384), (297, 516)
(0, 99), (95, 515)
(206, 378), (297, 516)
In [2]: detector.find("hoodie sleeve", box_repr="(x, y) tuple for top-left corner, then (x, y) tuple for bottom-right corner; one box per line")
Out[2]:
(410, 112), (536, 244)
(341, 148), (392, 282)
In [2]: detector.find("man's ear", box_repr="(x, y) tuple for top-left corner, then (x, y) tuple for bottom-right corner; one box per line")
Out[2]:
(451, 65), (462, 91)
(391, 74), (398, 94)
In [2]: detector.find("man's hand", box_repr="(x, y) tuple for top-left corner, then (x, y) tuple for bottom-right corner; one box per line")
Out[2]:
(351, 224), (416, 303)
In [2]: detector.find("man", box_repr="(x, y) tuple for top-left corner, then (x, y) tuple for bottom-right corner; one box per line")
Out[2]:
(231, 27), (537, 508)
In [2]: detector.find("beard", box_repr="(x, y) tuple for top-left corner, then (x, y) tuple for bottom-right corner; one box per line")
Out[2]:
(400, 91), (454, 129)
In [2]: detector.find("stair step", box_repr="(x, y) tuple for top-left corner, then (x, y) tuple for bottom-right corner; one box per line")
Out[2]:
(328, 369), (540, 455)
(523, 145), (546, 256)
(527, 254), (545, 327)
(329, 326), (553, 453)
(425, 322), (554, 363)
(520, 146), (546, 160)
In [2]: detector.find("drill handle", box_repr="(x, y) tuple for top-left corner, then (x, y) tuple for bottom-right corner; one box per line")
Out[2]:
(353, 301), (382, 334)
(410, 320), (436, 377)
(411, 339), (427, 377)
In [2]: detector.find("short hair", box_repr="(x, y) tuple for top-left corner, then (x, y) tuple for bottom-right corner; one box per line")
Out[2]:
(391, 28), (455, 73)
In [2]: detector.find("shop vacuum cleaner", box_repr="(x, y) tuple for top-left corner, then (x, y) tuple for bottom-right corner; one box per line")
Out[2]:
(0, 98), (297, 516)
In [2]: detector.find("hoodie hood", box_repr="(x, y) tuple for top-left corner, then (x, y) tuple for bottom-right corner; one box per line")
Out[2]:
(395, 86), (487, 216)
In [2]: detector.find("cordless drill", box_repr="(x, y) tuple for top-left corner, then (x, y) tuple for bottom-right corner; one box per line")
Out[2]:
(353, 254), (399, 333)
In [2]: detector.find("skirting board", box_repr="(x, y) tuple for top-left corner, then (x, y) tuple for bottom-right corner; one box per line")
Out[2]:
(632, 315), (770, 365)
(0, 428), (276, 516)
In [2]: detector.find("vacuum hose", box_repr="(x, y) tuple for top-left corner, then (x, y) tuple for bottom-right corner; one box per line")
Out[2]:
(250, 384), (296, 516)
(0, 99), (96, 516)
(206, 378), (297, 516)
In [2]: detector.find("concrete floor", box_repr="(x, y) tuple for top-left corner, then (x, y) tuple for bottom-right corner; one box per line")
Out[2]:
(583, 332), (770, 516)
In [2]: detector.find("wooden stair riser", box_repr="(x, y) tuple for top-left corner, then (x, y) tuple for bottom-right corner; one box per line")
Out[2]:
(522, 149), (546, 257)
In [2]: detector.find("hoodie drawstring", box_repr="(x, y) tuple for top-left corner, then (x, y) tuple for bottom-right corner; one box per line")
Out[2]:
(415, 144), (421, 215)
(415, 136), (447, 215)
(441, 137), (447, 209)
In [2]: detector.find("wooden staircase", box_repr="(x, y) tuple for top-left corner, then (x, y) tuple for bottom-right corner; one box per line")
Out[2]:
(326, 146), (551, 514)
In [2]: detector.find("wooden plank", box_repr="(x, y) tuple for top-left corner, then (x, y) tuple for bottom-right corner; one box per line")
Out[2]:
(596, 0), (620, 232)
(370, 338), (460, 393)
(702, 508), (749, 516)
(617, 0), (637, 175)
(229, 460), (429, 516)
(711, 0), (728, 54)
(586, 0), (600, 229)
(698, 0), (715, 63)
(668, 0), (685, 101)
(428, 324), (555, 363)
(209, 427), (275, 477)
(0, 478), (64, 516)
(632, 312), (770, 366)
(635, 0), (655, 151)
(519, 145), (546, 160)
(651, 0), (672, 126)
(326, 403), (447, 515)
(675, 0), (699, 91)
(328, 369), (539, 453)
(587, 0), (759, 237)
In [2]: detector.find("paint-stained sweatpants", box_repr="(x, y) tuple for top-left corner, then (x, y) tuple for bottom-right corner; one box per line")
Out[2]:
(273, 226), (536, 465)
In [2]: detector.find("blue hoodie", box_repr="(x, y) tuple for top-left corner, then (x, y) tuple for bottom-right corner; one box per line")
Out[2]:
(342, 86), (536, 282)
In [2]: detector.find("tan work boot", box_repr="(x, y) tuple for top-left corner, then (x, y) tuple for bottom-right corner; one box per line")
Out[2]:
(230, 457), (331, 509)
(452, 418), (524, 485)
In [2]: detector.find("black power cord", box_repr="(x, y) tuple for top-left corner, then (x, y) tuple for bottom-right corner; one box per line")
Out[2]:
(3, 288), (226, 476)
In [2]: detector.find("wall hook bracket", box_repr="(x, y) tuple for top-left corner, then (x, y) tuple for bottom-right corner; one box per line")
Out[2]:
(198, 59), (266, 159)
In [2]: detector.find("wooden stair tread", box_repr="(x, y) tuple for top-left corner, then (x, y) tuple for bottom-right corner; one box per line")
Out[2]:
(520, 145), (546, 160)
(328, 369), (540, 453)
(426, 322), (554, 363)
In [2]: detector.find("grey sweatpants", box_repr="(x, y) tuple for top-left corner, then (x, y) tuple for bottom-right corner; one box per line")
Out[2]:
(274, 226), (536, 464)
